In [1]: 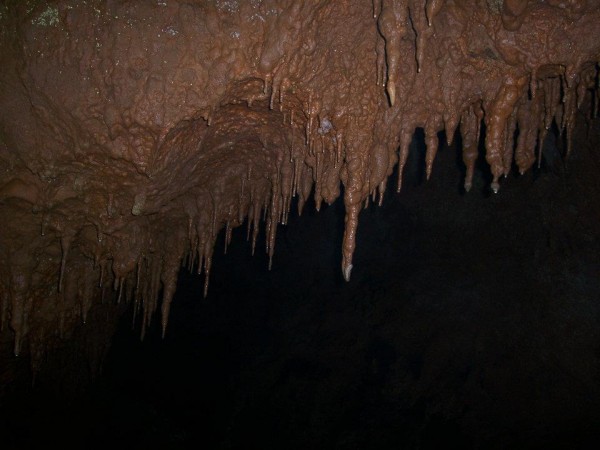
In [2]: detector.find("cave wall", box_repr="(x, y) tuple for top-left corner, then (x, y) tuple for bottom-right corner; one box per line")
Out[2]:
(0, 0), (599, 372)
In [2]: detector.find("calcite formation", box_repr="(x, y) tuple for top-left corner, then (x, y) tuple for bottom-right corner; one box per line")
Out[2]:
(0, 0), (599, 364)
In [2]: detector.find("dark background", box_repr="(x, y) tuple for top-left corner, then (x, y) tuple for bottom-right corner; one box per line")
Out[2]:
(2, 121), (600, 449)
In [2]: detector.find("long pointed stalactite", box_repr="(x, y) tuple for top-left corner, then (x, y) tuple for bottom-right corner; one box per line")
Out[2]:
(0, 0), (599, 371)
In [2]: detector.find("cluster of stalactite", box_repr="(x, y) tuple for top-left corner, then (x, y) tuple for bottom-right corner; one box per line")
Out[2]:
(0, 0), (599, 366)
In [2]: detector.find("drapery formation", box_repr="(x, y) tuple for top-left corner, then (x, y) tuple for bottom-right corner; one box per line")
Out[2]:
(0, 0), (599, 364)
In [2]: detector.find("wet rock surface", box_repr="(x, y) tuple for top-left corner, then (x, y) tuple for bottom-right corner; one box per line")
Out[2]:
(0, 1), (600, 446)
(1, 1), (599, 366)
(2, 123), (599, 448)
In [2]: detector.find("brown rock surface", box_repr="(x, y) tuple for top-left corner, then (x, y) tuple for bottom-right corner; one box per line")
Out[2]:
(0, 0), (599, 378)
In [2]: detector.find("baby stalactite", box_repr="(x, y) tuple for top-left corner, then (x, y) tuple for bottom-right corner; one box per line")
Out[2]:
(161, 263), (180, 339)
(425, 0), (443, 27)
(460, 105), (482, 193)
(9, 265), (32, 357)
(396, 128), (412, 193)
(425, 127), (440, 181)
(58, 232), (74, 293)
(378, 0), (408, 106)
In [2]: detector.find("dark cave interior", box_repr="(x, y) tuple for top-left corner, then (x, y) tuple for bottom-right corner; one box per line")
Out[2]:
(2, 1), (600, 449)
(1, 121), (599, 449)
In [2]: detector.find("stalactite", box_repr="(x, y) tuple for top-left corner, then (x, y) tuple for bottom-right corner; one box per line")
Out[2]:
(202, 243), (214, 299)
(461, 104), (481, 193)
(378, 0), (409, 106)
(0, 0), (599, 364)
(396, 128), (412, 192)
(425, 126), (440, 181)
(425, 0), (443, 27)
(502, 110), (518, 177)
(160, 247), (182, 338)
(485, 75), (529, 193)
(411, 1), (431, 73)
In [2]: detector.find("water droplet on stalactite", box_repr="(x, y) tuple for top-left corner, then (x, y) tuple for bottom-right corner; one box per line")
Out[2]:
(40, 218), (46, 237)
(13, 335), (21, 357)
(372, 0), (379, 19)
(491, 179), (500, 194)
(426, 0), (442, 27)
(343, 263), (353, 282)
(387, 81), (396, 107)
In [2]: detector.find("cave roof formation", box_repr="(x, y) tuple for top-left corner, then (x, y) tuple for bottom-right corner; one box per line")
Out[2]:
(0, 0), (599, 363)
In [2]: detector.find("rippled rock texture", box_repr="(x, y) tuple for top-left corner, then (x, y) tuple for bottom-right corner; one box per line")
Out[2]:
(0, 0), (599, 374)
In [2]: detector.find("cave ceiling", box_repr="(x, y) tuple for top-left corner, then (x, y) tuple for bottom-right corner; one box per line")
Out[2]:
(0, 0), (599, 364)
